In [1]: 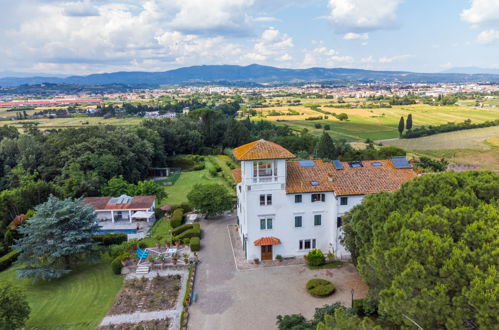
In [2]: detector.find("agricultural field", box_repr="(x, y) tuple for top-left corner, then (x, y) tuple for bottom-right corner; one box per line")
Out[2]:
(253, 102), (499, 141)
(5, 116), (144, 131)
(382, 126), (499, 170)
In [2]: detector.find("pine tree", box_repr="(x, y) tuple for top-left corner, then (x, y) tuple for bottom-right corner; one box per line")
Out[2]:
(406, 114), (413, 131)
(398, 116), (405, 137)
(315, 132), (336, 160)
(13, 195), (99, 281)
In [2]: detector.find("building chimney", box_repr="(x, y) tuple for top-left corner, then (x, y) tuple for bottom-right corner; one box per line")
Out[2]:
(328, 174), (334, 182)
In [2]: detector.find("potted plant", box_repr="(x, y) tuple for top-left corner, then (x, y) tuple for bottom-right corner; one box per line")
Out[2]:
(327, 251), (335, 263)
(183, 253), (189, 264)
(175, 240), (181, 248)
(158, 255), (166, 270)
(166, 240), (171, 249)
(172, 253), (179, 265)
(148, 255), (155, 267)
(254, 258), (260, 265)
(155, 236), (162, 250)
(276, 255), (283, 262)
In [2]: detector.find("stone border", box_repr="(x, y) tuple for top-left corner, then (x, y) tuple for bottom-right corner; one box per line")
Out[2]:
(179, 263), (197, 329)
(227, 224), (305, 271)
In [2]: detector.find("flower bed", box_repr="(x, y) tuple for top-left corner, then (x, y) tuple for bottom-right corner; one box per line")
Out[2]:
(108, 275), (181, 315)
(98, 318), (170, 330)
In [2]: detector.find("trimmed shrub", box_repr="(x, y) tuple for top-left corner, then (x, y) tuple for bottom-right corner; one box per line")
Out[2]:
(0, 250), (20, 271)
(208, 167), (218, 177)
(138, 241), (147, 249)
(109, 241), (131, 258)
(171, 223), (193, 236)
(93, 233), (128, 246)
(171, 208), (184, 228)
(174, 227), (200, 241)
(182, 238), (190, 245)
(307, 249), (326, 267)
(306, 279), (335, 297)
(111, 256), (123, 275)
(190, 237), (200, 252)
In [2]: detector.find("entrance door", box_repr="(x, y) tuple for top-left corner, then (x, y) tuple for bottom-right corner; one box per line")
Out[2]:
(261, 245), (273, 260)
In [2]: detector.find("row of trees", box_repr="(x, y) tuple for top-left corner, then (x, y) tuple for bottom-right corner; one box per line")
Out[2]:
(397, 114), (413, 137)
(403, 118), (499, 139)
(342, 171), (499, 329)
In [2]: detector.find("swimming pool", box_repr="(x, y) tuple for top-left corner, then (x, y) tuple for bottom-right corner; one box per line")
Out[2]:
(94, 229), (137, 235)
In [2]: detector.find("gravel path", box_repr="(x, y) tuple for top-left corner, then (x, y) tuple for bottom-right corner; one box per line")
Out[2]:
(100, 269), (188, 330)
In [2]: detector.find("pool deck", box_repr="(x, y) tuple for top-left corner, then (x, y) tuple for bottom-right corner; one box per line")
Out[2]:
(97, 220), (153, 240)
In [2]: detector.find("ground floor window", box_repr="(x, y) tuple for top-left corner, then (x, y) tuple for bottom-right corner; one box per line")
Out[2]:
(299, 239), (316, 250)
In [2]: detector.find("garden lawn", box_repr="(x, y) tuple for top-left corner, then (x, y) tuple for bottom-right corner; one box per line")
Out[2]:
(161, 166), (235, 206)
(141, 217), (173, 247)
(0, 261), (123, 330)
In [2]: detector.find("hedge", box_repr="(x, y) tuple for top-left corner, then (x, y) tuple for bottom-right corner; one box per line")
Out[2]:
(0, 250), (20, 271)
(93, 233), (128, 246)
(174, 226), (200, 241)
(111, 257), (123, 275)
(171, 208), (184, 228)
(183, 264), (194, 307)
(190, 237), (200, 252)
(306, 278), (335, 297)
(171, 223), (194, 236)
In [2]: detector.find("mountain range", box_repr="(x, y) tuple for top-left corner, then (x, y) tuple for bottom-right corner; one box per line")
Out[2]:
(1, 64), (499, 87)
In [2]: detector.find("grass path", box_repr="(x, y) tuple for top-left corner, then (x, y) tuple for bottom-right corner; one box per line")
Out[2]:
(0, 261), (123, 329)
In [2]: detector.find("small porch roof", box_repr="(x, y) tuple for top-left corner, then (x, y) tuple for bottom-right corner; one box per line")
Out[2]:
(253, 236), (281, 246)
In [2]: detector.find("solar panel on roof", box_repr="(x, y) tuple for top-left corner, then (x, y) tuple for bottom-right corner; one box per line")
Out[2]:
(349, 161), (363, 168)
(333, 160), (344, 170)
(391, 156), (411, 169)
(310, 181), (319, 186)
(299, 160), (316, 167)
(371, 161), (382, 167)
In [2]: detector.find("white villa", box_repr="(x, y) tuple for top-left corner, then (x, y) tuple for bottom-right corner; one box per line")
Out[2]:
(231, 139), (417, 261)
(83, 195), (156, 223)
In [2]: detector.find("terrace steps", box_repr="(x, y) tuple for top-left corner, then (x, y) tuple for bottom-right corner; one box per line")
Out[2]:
(136, 265), (150, 274)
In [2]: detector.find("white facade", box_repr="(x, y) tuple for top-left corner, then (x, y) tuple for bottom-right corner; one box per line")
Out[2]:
(236, 158), (361, 261)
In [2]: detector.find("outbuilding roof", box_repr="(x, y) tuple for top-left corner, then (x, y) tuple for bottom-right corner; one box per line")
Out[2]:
(83, 195), (156, 211)
(233, 139), (295, 161)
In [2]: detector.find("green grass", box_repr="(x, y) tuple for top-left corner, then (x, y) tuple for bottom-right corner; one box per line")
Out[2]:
(141, 218), (173, 247)
(0, 261), (123, 329)
(161, 157), (236, 206)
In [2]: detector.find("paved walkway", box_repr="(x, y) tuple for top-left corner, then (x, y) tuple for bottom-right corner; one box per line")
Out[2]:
(188, 215), (368, 330)
(100, 269), (188, 330)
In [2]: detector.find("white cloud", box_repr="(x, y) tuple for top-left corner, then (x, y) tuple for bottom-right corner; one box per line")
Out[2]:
(302, 46), (353, 68)
(327, 0), (403, 33)
(343, 32), (369, 40)
(360, 54), (412, 64)
(476, 29), (499, 44)
(245, 27), (294, 62)
(460, 0), (499, 25)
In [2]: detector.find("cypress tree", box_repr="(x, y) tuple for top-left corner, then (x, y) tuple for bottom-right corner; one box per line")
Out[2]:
(398, 116), (405, 137)
(315, 132), (336, 160)
(406, 114), (413, 131)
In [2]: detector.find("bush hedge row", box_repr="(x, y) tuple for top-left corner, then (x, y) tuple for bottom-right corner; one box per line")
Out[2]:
(171, 223), (194, 236)
(171, 208), (184, 228)
(190, 237), (200, 252)
(0, 250), (20, 271)
(174, 223), (200, 241)
(93, 233), (128, 246)
(307, 249), (326, 267)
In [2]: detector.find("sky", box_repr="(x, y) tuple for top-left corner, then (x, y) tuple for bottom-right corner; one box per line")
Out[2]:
(0, 0), (498, 75)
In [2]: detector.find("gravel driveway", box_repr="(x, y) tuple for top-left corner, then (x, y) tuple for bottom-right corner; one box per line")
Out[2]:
(188, 215), (368, 330)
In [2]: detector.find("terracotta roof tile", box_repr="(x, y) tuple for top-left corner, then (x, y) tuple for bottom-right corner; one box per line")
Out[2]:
(286, 159), (417, 195)
(232, 168), (242, 183)
(233, 139), (295, 161)
(83, 196), (156, 211)
(254, 236), (281, 246)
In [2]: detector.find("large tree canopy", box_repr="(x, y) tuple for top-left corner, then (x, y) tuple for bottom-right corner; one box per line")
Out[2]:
(342, 171), (499, 329)
(187, 183), (233, 217)
(13, 195), (99, 281)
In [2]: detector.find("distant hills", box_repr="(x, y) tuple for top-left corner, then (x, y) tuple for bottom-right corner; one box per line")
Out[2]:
(1, 64), (499, 87)
(440, 67), (499, 75)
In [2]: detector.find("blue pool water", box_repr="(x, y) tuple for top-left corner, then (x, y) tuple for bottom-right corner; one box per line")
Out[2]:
(94, 229), (137, 235)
